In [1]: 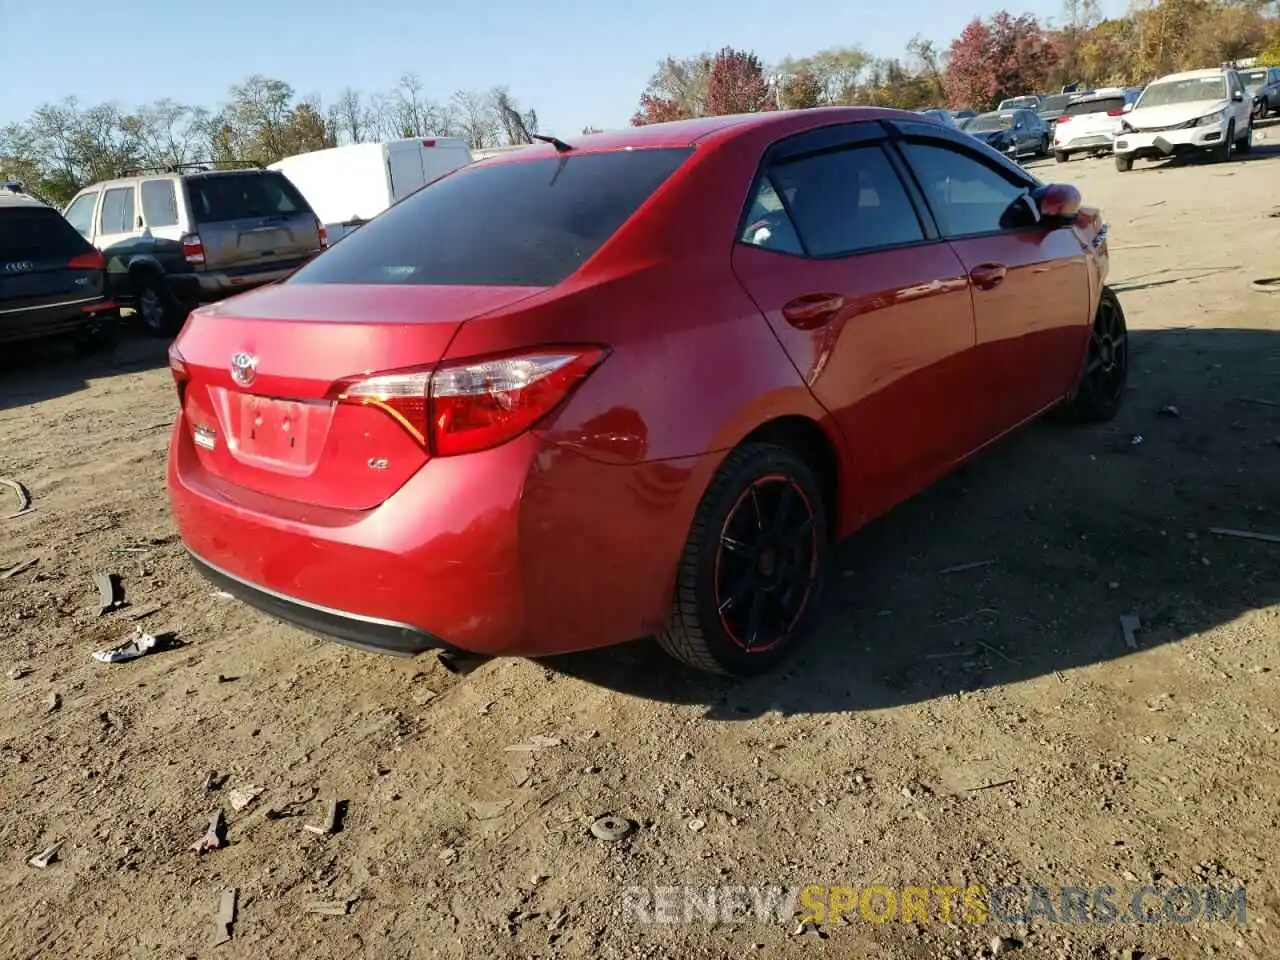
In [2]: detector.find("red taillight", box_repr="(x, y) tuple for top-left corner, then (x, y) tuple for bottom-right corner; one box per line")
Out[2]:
(1106, 109), (1125, 117)
(422, 139), (436, 148)
(1056, 115), (1071, 125)
(168, 344), (190, 402)
(330, 347), (609, 457)
(181, 234), (205, 265)
(68, 249), (105, 270)
(317, 220), (328, 248)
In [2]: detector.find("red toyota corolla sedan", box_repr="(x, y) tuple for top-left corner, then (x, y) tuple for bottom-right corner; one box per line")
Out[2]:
(166, 107), (1126, 676)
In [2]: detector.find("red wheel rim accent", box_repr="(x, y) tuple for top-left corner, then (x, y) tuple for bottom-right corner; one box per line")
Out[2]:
(712, 474), (818, 653)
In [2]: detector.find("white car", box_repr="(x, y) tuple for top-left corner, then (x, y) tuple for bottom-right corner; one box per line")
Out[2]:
(1053, 92), (1129, 161)
(1112, 67), (1254, 171)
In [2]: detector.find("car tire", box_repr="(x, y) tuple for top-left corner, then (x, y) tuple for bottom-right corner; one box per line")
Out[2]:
(1057, 286), (1128, 423)
(1214, 122), (1235, 162)
(73, 312), (120, 357)
(656, 442), (830, 677)
(134, 272), (184, 338)
(1054, 150), (1070, 163)
(1114, 154), (1133, 172)
(1236, 121), (1253, 154)
(1039, 135), (1050, 156)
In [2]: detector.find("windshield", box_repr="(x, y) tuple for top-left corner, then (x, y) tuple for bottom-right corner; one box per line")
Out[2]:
(999, 97), (1038, 110)
(1062, 96), (1125, 117)
(968, 113), (1014, 132)
(1138, 76), (1227, 108)
(1039, 95), (1074, 113)
(290, 148), (692, 288)
(1239, 70), (1267, 91)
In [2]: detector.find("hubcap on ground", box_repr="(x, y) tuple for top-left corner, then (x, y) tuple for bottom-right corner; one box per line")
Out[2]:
(714, 476), (818, 653)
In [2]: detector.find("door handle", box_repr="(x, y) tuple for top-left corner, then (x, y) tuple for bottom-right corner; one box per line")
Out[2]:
(969, 263), (1007, 290)
(781, 293), (845, 329)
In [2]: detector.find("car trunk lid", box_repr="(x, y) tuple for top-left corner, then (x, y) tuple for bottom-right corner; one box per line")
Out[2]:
(185, 172), (322, 272)
(173, 283), (544, 511)
(0, 206), (105, 312)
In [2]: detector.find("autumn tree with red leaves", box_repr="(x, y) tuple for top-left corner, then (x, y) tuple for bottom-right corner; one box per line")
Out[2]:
(944, 11), (1059, 111)
(705, 47), (777, 115)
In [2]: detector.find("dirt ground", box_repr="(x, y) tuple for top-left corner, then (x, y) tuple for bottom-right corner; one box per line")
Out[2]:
(2, 128), (1280, 960)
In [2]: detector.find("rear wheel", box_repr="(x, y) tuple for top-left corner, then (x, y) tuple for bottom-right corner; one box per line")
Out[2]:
(657, 443), (829, 676)
(1039, 134), (1050, 156)
(1114, 153), (1133, 172)
(1054, 150), (1070, 163)
(73, 311), (119, 357)
(134, 272), (184, 337)
(1058, 286), (1128, 423)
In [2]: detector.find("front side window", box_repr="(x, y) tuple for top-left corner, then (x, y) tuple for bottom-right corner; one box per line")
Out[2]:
(900, 142), (1036, 237)
(98, 186), (136, 235)
(751, 144), (925, 257)
(291, 148), (691, 288)
(64, 192), (98, 237)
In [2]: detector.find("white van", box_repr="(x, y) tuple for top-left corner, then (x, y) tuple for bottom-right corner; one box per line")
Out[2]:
(269, 138), (472, 244)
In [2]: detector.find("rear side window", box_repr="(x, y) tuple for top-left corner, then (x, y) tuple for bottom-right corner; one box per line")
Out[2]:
(186, 173), (310, 223)
(0, 207), (94, 260)
(743, 145), (924, 257)
(64, 192), (98, 236)
(99, 186), (136, 234)
(1063, 97), (1125, 117)
(291, 149), (691, 288)
(141, 179), (180, 227)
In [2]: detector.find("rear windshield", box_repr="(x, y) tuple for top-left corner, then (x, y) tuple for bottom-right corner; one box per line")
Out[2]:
(1039, 94), (1074, 113)
(1063, 96), (1125, 117)
(290, 148), (692, 288)
(0, 206), (93, 260)
(186, 173), (311, 223)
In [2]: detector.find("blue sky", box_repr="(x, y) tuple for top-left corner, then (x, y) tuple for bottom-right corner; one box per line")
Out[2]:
(1, 0), (1126, 135)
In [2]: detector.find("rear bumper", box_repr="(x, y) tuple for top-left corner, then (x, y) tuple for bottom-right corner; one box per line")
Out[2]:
(1054, 133), (1114, 153)
(0, 298), (118, 344)
(171, 258), (316, 303)
(168, 421), (711, 659)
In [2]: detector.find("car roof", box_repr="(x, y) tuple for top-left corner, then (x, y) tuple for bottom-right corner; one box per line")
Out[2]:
(1156, 68), (1231, 82)
(475, 107), (923, 162)
(0, 189), (50, 210)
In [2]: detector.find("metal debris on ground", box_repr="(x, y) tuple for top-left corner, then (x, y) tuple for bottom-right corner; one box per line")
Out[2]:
(304, 798), (343, 834)
(45, 691), (61, 713)
(27, 839), (64, 868)
(589, 814), (633, 842)
(202, 770), (222, 791)
(305, 899), (356, 917)
(229, 786), (263, 812)
(939, 559), (996, 575)
(1120, 614), (1142, 650)
(192, 810), (227, 854)
(0, 557), (37, 580)
(92, 572), (124, 615)
(7, 666), (30, 680)
(1209, 527), (1280, 545)
(213, 888), (237, 946)
(1157, 405), (1181, 417)
(210, 590), (234, 599)
(0, 477), (31, 519)
(91, 629), (169, 664)
(503, 735), (562, 752)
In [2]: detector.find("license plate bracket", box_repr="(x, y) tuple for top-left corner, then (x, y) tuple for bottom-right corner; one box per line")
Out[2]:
(237, 395), (314, 465)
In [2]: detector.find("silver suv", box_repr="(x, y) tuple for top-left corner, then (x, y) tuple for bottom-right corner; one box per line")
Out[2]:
(62, 164), (326, 336)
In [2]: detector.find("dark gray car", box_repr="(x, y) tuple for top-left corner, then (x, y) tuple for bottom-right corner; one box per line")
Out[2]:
(963, 109), (1051, 159)
(63, 166), (325, 337)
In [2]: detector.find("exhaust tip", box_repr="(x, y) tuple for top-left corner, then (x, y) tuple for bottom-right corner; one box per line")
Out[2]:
(437, 651), (490, 676)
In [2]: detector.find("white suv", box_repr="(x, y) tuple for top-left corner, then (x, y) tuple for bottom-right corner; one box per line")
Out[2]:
(1113, 67), (1253, 171)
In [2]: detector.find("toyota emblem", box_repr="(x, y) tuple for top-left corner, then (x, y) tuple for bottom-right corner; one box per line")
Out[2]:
(230, 352), (258, 387)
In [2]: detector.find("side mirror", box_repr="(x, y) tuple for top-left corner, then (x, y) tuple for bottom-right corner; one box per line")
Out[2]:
(1122, 102), (1134, 112)
(1038, 183), (1082, 220)
(1231, 90), (1244, 102)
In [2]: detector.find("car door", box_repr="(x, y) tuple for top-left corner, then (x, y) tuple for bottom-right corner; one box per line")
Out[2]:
(95, 183), (145, 301)
(890, 123), (1091, 438)
(1227, 71), (1250, 129)
(730, 122), (980, 526)
(138, 178), (189, 277)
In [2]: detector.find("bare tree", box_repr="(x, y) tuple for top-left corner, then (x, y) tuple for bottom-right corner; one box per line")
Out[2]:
(333, 87), (368, 143)
(450, 89), (500, 148)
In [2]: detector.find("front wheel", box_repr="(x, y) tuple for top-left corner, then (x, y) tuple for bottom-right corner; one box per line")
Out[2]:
(1237, 121), (1253, 154)
(1054, 150), (1070, 163)
(1057, 287), (1128, 423)
(1115, 153), (1133, 172)
(657, 443), (830, 676)
(1214, 122), (1236, 163)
